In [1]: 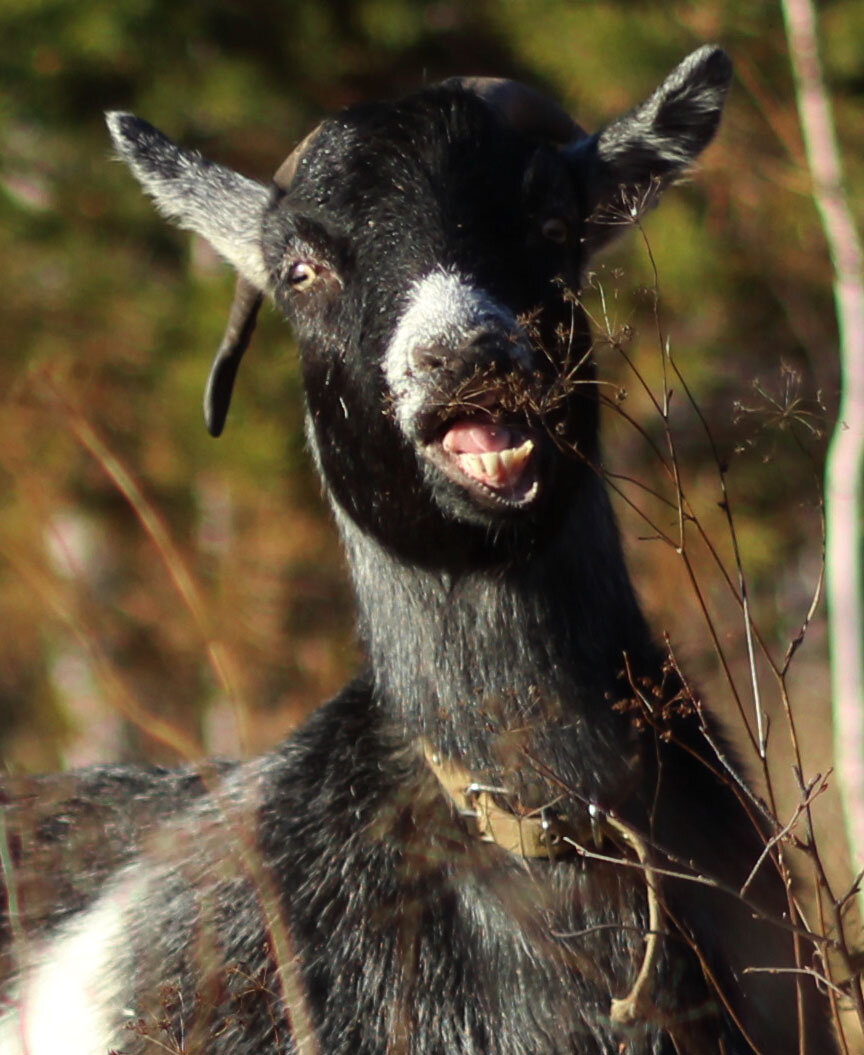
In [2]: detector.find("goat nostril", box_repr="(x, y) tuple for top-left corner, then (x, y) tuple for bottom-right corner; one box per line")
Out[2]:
(413, 347), (446, 372)
(458, 331), (519, 370)
(411, 330), (522, 376)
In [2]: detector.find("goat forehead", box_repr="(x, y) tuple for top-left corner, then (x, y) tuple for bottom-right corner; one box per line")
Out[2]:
(272, 89), (580, 378)
(287, 113), (555, 297)
(291, 90), (529, 223)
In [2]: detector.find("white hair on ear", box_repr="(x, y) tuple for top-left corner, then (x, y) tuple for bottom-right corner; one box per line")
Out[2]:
(596, 45), (732, 174)
(106, 112), (270, 289)
(566, 45), (732, 255)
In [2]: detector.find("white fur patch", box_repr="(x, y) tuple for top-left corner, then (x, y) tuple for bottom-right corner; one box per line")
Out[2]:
(384, 268), (531, 435)
(105, 111), (270, 290)
(0, 892), (128, 1055)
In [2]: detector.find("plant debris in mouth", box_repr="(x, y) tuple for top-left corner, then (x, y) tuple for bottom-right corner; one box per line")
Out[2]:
(406, 300), (599, 505)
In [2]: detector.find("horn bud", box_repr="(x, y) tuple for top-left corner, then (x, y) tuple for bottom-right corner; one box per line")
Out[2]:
(445, 77), (586, 144)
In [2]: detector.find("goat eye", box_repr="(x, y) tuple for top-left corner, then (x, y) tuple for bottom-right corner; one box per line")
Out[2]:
(541, 218), (568, 245)
(286, 261), (319, 291)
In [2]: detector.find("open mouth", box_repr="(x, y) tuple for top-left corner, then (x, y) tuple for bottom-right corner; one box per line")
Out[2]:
(423, 416), (540, 507)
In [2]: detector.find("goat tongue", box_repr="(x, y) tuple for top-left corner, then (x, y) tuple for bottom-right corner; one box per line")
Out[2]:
(441, 421), (517, 455)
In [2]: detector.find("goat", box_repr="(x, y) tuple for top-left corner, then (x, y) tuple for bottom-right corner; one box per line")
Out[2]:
(0, 46), (836, 1054)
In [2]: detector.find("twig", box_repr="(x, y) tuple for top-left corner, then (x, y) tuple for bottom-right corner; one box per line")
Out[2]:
(741, 966), (846, 1001)
(739, 774), (827, 897)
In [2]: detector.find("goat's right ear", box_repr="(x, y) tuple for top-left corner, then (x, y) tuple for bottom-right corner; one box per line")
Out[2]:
(106, 112), (270, 290)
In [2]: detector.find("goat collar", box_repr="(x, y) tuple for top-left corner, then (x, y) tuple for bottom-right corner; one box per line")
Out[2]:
(420, 742), (606, 859)
(421, 742), (677, 1037)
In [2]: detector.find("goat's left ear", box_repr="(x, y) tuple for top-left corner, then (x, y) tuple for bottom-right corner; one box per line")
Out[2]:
(570, 45), (732, 254)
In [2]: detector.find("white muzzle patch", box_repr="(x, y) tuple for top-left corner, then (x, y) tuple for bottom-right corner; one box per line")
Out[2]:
(383, 268), (532, 436)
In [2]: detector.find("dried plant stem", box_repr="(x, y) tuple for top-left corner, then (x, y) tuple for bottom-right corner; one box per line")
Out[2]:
(2, 545), (204, 760)
(637, 223), (770, 758)
(599, 222), (821, 1037)
(781, 0), (864, 915)
(39, 372), (251, 755)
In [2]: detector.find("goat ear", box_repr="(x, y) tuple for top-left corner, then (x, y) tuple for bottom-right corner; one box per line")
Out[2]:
(571, 45), (732, 255)
(106, 112), (270, 289)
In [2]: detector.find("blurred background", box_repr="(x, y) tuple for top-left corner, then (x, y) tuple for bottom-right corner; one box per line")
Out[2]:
(0, 0), (860, 908)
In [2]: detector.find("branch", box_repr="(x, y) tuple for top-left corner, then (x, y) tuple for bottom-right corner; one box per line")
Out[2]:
(781, 0), (864, 920)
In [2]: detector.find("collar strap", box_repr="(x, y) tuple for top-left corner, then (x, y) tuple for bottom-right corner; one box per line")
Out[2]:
(422, 744), (673, 1035)
(422, 743), (602, 859)
(421, 744), (682, 1040)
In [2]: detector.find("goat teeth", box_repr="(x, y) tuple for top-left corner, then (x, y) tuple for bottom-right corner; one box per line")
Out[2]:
(499, 439), (534, 471)
(480, 452), (500, 476)
(462, 454), (485, 478)
(456, 438), (535, 489)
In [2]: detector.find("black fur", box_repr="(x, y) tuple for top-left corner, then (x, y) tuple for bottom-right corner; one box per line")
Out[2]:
(1, 48), (836, 1054)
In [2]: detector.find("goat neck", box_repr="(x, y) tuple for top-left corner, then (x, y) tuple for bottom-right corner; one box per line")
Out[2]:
(334, 476), (657, 816)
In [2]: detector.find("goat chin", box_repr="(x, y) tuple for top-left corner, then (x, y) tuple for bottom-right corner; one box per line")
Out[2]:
(1, 45), (838, 1055)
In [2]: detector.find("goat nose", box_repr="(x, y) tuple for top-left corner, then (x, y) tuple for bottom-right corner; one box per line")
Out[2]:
(412, 329), (524, 375)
